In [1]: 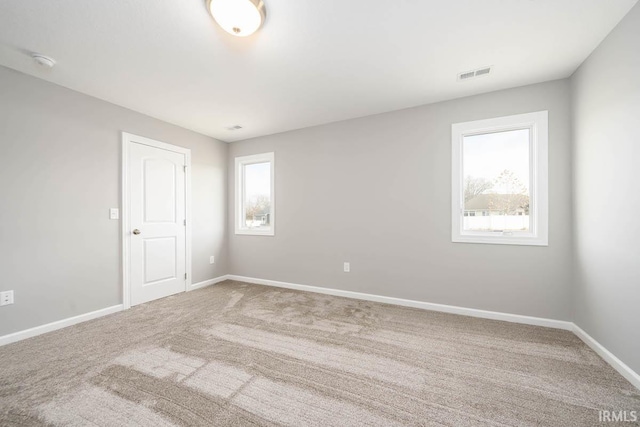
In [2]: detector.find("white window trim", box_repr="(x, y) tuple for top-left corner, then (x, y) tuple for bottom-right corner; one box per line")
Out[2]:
(235, 152), (275, 236)
(451, 111), (548, 246)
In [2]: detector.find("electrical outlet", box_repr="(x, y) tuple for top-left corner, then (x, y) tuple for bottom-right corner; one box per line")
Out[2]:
(109, 208), (119, 220)
(0, 290), (14, 306)
(343, 262), (350, 273)
(210, 256), (215, 264)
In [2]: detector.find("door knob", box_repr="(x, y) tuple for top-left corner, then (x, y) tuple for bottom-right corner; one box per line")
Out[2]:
(132, 229), (141, 235)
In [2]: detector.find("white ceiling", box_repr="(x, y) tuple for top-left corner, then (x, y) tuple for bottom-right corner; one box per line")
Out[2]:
(0, 0), (636, 142)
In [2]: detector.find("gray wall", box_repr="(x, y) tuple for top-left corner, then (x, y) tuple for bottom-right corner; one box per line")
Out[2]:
(228, 79), (574, 321)
(0, 66), (228, 336)
(571, 4), (640, 373)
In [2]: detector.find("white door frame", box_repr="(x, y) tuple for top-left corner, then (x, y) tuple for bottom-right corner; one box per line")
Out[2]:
(121, 132), (192, 310)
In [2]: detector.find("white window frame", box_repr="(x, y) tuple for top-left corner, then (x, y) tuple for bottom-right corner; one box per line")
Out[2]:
(451, 111), (548, 246)
(235, 152), (275, 236)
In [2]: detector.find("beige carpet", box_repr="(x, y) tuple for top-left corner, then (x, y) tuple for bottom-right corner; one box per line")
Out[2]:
(0, 280), (638, 426)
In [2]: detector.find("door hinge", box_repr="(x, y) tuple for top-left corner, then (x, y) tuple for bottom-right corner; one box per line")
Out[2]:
(183, 219), (186, 226)
(185, 273), (187, 280)
(183, 165), (187, 172)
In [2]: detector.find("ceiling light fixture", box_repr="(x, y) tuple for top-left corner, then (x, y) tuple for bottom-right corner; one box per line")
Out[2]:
(206, 0), (266, 37)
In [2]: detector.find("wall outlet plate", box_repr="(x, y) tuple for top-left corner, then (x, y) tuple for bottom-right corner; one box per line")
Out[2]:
(343, 262), (350, 273)
(0, 290), (14, 306)
(109, 208), (119, 220)
(210, 256), (215, 264)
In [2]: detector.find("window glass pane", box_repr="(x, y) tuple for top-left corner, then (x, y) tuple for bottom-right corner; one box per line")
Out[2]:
(463, 129), (530, 232)
(243, 162), (271, 230)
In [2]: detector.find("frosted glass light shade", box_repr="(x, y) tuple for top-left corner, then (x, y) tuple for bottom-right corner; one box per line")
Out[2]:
(208, 0), (266, 37)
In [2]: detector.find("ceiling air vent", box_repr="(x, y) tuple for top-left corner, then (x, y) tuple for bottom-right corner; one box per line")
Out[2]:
(458, 66), (492, 81)
(226, 125), (243, 131)
(459, 70), (476, 80)
(475, 67), (491, 77)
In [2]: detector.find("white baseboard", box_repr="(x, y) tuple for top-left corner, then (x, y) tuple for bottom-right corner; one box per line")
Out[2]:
(0, 304), (123, 347)
(190, 275), (229, 291)
(572, 324), (640, 390)
(226, 275), (573, 330)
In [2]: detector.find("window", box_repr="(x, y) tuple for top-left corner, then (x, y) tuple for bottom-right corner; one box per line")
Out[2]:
(451, 111), (548, 246)
(235, 152), (275, 236)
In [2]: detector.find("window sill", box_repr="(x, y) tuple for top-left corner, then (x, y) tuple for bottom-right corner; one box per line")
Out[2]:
(235, 229), (274, 236)
(452, 234), (547, 246)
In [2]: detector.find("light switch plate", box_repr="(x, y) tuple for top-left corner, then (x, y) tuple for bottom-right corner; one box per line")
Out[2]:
(109, 208), (119, 220)
(343, 262), (350, 273)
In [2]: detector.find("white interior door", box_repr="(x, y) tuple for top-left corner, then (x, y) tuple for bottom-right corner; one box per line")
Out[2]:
(127, 140), (187, 306)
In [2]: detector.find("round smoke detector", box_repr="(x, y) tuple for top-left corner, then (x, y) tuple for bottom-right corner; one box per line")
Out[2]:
(31, 53), (56, 68)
